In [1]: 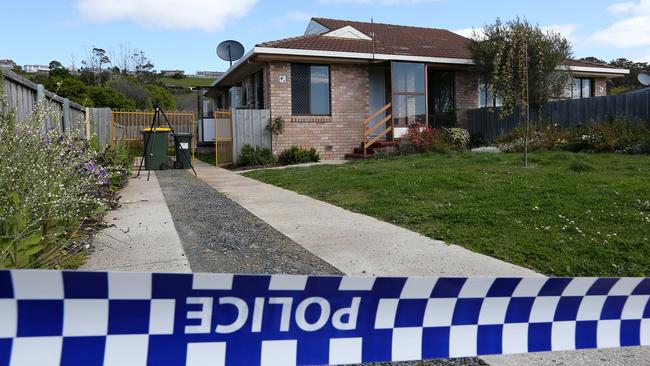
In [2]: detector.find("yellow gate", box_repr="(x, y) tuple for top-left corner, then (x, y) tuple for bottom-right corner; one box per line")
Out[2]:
(214, 110), (233, 167)
(111, 110), (196, 163)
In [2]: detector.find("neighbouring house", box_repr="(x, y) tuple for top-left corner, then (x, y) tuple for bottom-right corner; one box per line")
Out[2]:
(208, 17), (629, 159)
(196, 71), (225, 78)
(0, 59), (16, 69)
(161, 69), (185, 77)
(23, 64), (50, 73)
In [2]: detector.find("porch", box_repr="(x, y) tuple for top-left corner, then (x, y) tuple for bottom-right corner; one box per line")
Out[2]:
(346, 61), (463, 159)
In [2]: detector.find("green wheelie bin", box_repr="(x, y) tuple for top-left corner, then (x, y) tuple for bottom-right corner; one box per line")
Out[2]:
(141, 127), (170, 170)
(173, 133), (193, 169)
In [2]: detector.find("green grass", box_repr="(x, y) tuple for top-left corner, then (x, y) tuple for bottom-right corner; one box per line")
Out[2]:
(196, 153), (216, 166)
(157, 76), (216, 87)
(244, 151), (650, 277)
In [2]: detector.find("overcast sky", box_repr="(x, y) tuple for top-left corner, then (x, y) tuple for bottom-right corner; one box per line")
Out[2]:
(4, 0), (650, 73)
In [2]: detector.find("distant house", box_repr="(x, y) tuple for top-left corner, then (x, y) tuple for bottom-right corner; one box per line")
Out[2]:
(0, 59), (16, 69)
(161, 70), (185, 77)
(208, 17), (629, 159)
(196, 71), (224, 78)
(23, 64), (50, 73)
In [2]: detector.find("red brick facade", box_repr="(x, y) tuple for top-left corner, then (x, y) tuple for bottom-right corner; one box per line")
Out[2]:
(266, 62), (369, 160)
(454, 70), (479, 127)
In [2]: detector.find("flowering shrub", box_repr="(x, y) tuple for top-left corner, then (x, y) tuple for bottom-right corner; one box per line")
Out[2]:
(443, 128), (470, 150)
(494, 119), (650, 154)
(0, 76), (131, 268)
(401, 123), (448, 153)
(399, 124), (470, 154)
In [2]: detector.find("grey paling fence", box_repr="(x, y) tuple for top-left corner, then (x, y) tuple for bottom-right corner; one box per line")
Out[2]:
(466, 90), (650, 142)
(1, 69), (88, 137)
(232, 109), (271, 164)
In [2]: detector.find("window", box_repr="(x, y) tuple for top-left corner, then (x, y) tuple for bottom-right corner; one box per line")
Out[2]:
(291, 64), (330, 115)
(391, 62), (426, 126)
(428, 70), (455, 127)
(478, 80), (503, 108)
(572, 78), (593, 99)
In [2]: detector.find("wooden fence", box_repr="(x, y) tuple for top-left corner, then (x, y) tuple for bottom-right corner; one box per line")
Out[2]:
(232, 109), (271, 164)
(1, 69), (87, 137)
(466, 90), (650, 142)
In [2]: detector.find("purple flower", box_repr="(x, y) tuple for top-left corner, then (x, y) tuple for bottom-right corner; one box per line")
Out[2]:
(82, 161), (97, 172)
(98, 168), (108, 178)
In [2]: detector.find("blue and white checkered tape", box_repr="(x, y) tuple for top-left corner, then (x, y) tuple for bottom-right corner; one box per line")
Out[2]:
(0, 270), (649, 366)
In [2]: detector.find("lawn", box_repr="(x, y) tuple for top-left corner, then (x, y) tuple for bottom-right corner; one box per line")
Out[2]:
(157, 76), (216, 87)
(244, 151), (650, 277)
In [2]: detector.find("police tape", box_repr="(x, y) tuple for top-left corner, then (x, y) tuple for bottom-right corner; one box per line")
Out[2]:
(0, 270), (649, 366)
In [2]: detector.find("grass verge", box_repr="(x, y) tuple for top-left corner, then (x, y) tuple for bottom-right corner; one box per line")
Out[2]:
(244, 151), (650, 277)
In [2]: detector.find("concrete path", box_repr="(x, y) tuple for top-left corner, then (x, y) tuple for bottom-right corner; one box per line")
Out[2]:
(194, 160), (537, 277)
(193, 160), (650, 366)
(82, 173), (190, 273)
(234, 160), (348, 174)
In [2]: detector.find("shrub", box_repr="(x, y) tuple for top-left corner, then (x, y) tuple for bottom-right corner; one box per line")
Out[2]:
(493, 119), (650, 155)
(0, 76), (130, 268)
(443, 128), (470, 150)
(400, 123), (451, 154)
(238, 144), (276, 167)
(278, 145), (320, 165)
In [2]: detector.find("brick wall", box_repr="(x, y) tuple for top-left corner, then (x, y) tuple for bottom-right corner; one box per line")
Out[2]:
(454, 70), (479, 127)
(594, 78), (607, 97)
(267, 62), (369, 160)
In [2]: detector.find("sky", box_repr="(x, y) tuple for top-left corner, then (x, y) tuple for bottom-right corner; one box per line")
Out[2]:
(3, 0), (650, 74)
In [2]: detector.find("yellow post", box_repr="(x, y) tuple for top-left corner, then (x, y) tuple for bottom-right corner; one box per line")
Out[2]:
(191, 112), (195, 166)
(110, 112), (114, 147)
(214, 114), (218, 166)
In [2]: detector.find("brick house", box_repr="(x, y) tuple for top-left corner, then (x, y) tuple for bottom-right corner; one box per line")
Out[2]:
(210, 18), (629, 159)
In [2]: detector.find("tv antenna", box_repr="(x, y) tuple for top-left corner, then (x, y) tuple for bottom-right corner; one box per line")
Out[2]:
(217, 40), (245, 68)
(638, 72), (650, 86)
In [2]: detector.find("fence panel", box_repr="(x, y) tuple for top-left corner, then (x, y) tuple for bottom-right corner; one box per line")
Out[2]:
(1, 69), (87, 137)
(466, 90), (650, 142)
(110, 110), (195, 146)
(231, 109), (271, 164)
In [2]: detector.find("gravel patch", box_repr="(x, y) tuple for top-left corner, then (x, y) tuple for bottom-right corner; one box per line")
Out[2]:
(157, 169), (338, 275)
(157, 169), (487, 366)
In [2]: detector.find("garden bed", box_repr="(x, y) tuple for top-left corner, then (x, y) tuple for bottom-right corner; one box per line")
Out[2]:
(244, 151), (650, 277)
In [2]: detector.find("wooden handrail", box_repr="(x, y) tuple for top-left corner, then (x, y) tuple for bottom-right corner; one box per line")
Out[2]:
(364, 115), (392, 137)
(363, 102), (392, 126)
(365, 126), (393, 149)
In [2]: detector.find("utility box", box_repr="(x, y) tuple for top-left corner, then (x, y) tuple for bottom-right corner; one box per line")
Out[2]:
(174, 133), (193, 169)
(141, 127), (170, 170)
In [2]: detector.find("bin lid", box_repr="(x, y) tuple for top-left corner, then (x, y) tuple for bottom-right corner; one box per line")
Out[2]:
(141, 127), (171, 132)
(174, 133), (193, 137)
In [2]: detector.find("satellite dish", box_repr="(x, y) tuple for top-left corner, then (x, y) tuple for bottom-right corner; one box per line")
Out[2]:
(217, 40), (245, 67)
(638, 72), (650, 86)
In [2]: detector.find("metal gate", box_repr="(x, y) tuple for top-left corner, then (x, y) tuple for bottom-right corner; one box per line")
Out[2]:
(214, 110), (233, 166)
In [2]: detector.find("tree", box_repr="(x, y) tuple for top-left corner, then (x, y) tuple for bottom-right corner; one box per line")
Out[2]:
(48, 60), (64, 70)
(579, 56), (606, 65)
(469, 18), (572, 166)
(606, 58), (649, 94)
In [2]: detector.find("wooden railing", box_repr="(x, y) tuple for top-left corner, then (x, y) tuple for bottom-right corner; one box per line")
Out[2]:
(363, 102), (393, 153)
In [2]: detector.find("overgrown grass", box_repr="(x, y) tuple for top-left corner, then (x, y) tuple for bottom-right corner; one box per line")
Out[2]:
(157, 76), (216, 87)
(244, 151), (650, 277)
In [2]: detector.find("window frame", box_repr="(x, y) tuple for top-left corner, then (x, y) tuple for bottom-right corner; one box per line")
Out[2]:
(571, 77), (595, 99)
(291, 63), (331, 116)
(391, 61), (427, 126)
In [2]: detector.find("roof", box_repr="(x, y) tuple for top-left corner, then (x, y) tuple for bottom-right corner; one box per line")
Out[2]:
(566, 59), (622, 69)
(216, 17), (629, 86)
(258, 17), (472, 60)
